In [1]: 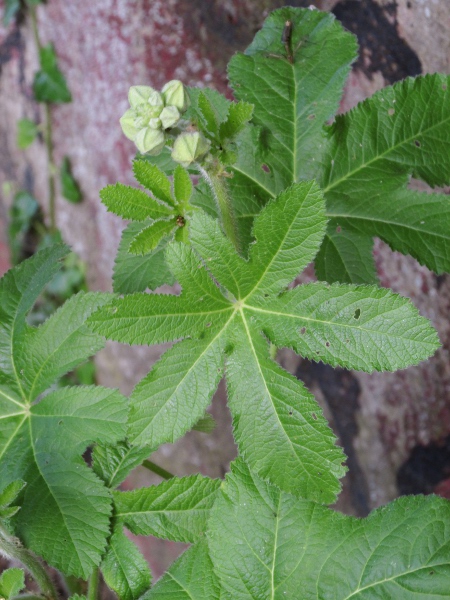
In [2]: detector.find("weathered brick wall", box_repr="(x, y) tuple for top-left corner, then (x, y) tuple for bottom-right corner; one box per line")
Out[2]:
(0, 0), (449, 577)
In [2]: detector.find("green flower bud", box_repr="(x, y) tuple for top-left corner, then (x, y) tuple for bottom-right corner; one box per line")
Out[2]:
(128, 86), (155, 109)
(162, 80), (190, 113)
(135, 127), (166, 155)
(147, 89), (164, 109)
(120, 108), (139, 141)
(149, 117), (162, 129)
(160, 105), (181, 130)
(171, 131), (210, 167)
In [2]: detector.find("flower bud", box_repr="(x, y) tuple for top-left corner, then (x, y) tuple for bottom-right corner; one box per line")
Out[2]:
(135, 128), (166, 155)
(149, 117), (162, 129)
(162, 80), (190, 113)
(160, 105), (181, 130)
(120, 108), (139, 141)
(128, 86), (155, 109)
(171, 131), (210, 167)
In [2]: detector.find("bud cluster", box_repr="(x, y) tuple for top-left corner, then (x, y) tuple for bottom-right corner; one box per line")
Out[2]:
(120, 80), (210, 167)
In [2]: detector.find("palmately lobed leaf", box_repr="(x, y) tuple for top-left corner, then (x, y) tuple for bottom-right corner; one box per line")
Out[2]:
(0, 247), (128, 578)
(113, 474), (221, 544)
(208, 459), (450, 600)
(90, 181), (439, 503)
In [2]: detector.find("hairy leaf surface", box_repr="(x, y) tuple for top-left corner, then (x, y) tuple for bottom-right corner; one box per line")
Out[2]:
(114, 475), (220, 543)
(90, 183), (438, 502)
(0, 246), (127, 577)
(228, 8), (450, 280)
(208, 459), (450, 599)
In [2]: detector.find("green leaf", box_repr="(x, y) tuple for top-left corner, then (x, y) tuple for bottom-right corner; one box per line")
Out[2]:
(20, 291), (113, 402)
(187, 88), (231, 125)
(0, 480), (26, 508)
(219, 101), (253, 143)
(128, 335), (225, 447)
(129, 219), (177, 255)
(90, 182), (438, 502)
(173, 165), (193, 207)
(192, 412), (216, 434)
(315, 226), (377, 284)
(3, 0), (20, 26)
(7, 191), (39, 265)
(16, 119), (38, 149)
(319, 74), (450, 275)
(101, 528), (151, 600)
(209, 459), (450, 599)
(100, 184), (173, 221)
(228, 7), (357, 185)
(197, 91), (220, 141)
(142, 538), (221, 600)
(133, 160), (175, 207)
(92, 441), (152, 489)
(113, 222), (175, 294)
(114, 475), (220, 543)
(33, 44), (72, 104)
(0, 248), (128, 577)
(60, 156), (82, 203)
(0, 568), (25, 599)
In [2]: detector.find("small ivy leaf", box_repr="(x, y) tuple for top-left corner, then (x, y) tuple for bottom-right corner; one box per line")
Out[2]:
(90, 181), (439, 502)
(33, 44), (72, 104)
(132, 160), (175, 207)
(3, 0), (20, 26)
(101, 527), (151, 600)
(60, 156), (82, 203)
(113, 475), (221, 543)
(129, 219), (177, 255)
(219, 101), (254, 143)
(0, 568), (25, 599)
(100, 183), (173, 221)
(209, 459), (450, 599)
(142, 538), (221, 600)
(16, 119), (38, 149)
(92, 441), (152, 489)
(0, 246), (128, 578)
(173, 164), (193, 208)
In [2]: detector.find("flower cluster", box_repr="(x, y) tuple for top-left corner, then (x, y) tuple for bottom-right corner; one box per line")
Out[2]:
(120, 80), (211, 168)
(120, 80), (189, 155)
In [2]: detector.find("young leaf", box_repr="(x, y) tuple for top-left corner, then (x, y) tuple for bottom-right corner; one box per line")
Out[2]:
(0, 568), (25, 599)
(192, 412), (216, 434)
(0, 480), (26, 510)
(219, 101), (253, 143)
(133, 160), (175, 207)
(33, 44), (72, 104)
(101, 528), (151, 600)
(113, 475), (220, 543)
(143, 538), (221, 600)
(92, 441), (152, 489)
(100, 183), (173, 221)
(0, 246), (128, 577)
(197, 91), (220, 141)
(208, 459), (450, 599)
(173, 164), (193, 207)
(113, 221), (175, 294)
(60, 156), (82, 203)
(90, 182), (439, 503)
(129, 219), (177, 255)
(17, 119), (38, 149)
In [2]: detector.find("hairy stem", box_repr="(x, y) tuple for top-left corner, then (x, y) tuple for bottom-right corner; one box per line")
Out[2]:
(87, 567), (99, 600)
(196, 164), (241, 253)
(0, 527), (58, 600)
(142, 460), (174, 480)
(29, 3), (57, 232)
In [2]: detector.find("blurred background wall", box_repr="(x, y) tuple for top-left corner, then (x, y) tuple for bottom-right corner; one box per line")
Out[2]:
(0, 0), (449, 579)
